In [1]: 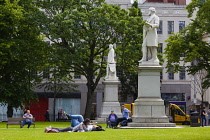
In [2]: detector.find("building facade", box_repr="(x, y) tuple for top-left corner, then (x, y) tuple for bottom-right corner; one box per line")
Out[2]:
(1, 0), (209, 122)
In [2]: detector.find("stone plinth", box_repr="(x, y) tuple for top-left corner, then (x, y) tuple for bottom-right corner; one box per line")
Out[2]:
(98, 79), (121, 118)
(128, 64), (176, 127)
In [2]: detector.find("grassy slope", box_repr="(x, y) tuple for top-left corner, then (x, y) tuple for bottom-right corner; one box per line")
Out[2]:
(0, 122), (210, 140)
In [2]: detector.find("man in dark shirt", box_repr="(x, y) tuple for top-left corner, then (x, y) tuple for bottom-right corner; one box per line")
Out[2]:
(201, 107), (208, 127)
(44, 110), (50, 121)
(107, 111), (118, 128)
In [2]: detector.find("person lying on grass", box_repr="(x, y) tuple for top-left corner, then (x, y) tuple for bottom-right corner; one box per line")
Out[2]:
(45, 118), (105, 133)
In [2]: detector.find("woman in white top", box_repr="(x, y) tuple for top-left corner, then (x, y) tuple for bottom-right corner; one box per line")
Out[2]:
(72, 118), (91, 132)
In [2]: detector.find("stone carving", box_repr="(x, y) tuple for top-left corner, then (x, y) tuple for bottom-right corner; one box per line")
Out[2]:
(139, 7), (159, 64)
(105, 44), (117, 80)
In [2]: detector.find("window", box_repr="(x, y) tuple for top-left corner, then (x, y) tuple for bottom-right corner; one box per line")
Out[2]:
(179, 21), (185, 32)
(179, 66), (186, 80)
(175, 109), (185, 116)
(161, 93), (185, 101)
(168, 21), (174, 34)
(74, 72), (81, 79)
(158, 43), (163, 53)
(157, 20), (163, 34)
(43, 67), (50, 79)
(168, 68), (174, 80)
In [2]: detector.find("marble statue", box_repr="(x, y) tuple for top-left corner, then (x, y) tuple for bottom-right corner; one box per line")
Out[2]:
(139, 7), (159, 64)
(105, 44), (117, 80)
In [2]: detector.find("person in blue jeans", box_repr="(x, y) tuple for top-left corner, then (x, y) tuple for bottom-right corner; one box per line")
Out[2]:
(63, 112), (84, 127)
(21, 110), (33, 128)
(115, 105), (131, 127)
(64, 112), (98, 127)
(70, 115), (84, 127)
(201, 107), (208, 127)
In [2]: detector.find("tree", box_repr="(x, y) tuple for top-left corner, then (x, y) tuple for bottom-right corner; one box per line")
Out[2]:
(36, 0), (146, 118)
(116, 0), (144, 101)
(0, 0), (47, 117)
(37, 43), (78, 121)
(164, 0), (210, 90)
(190, 70), (208, 107)
(116, 1), (163, 101)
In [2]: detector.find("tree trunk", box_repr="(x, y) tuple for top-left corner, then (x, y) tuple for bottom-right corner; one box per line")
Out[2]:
(7, 104), (13, 117)
(53, 98), (56, 121)
(84, 91), (93, 119)
(84, 81), (95, 119)
(53, 81), (57, 121)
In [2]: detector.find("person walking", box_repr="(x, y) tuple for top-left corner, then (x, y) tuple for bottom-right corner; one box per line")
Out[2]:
(201, 107), (208, 127)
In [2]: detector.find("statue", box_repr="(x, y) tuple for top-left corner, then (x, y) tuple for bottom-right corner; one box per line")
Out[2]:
(139, 7), (159, 64)
(105, 44), (117, 80)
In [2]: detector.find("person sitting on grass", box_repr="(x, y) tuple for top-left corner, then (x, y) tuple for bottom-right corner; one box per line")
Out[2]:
(21, 110), (33, 128)
(115, 105), (131, 128)
(107, 111), (118, 128)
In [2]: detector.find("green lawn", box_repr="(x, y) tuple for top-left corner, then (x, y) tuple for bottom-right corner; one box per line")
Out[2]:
(0, 122), (210, 140)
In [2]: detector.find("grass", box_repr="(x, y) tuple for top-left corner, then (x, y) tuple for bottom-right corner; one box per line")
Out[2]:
(0, 122), (210, 140)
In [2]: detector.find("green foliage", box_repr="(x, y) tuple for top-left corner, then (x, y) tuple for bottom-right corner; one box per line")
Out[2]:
(36, 0), (145, 117)
(116, 2), (144, 100)
(0, 0), (47, 113)
(164, 0), (210, 89)
(129, 0), (142, 17)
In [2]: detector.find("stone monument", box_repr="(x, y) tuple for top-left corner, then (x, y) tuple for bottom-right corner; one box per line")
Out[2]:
(139, 7), (159, 65)
(128, 7), (175, 127)
(98, 44), (121, 120)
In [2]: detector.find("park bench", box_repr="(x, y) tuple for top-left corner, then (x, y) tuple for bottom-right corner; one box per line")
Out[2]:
(6, 117), (35, 128)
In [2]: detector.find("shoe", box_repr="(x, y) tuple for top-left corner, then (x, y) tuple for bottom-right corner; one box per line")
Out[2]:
(63, 112), (70, 119)
(113, 126), (117, 129)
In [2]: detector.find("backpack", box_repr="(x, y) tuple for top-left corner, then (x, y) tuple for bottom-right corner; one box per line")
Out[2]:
(120, 120), (128, 126)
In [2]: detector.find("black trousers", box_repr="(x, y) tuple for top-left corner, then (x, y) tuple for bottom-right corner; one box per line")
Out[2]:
(116, 117), (127, 126)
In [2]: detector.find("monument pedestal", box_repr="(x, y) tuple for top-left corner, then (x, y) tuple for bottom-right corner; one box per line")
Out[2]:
(128, 64), (176, 127)
(98, 79), (121, 120)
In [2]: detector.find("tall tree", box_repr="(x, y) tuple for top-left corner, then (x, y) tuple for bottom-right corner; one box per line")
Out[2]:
(190, 70), (208, 106)
(164, 0), (210, 90)
(36, 0), (146, 118)
(164, 0), (210, 110)
(37, 43), (78, 121)
(0, 0), (47, 117)
(116, 1), (144, 101)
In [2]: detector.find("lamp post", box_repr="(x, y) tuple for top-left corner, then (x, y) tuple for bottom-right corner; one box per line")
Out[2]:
(193, 74), (197, 104)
